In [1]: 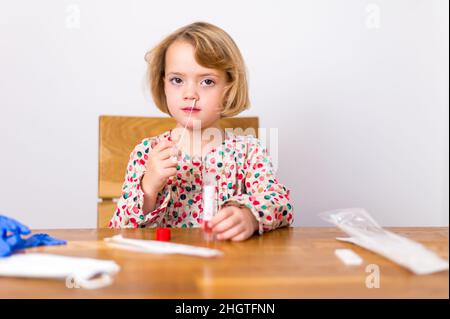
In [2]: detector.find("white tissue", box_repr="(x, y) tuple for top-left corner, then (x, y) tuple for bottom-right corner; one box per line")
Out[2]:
(0, 253), (120, 289)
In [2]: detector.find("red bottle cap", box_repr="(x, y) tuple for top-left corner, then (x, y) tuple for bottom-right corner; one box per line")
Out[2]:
(156, 228), (171, 241)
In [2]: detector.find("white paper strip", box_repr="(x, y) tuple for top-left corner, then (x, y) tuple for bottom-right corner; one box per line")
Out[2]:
(104, 235), (223, 258)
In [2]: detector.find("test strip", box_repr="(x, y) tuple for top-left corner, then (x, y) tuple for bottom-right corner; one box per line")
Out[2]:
(334, 248), (363, 266)
(104, 235), (223, 258)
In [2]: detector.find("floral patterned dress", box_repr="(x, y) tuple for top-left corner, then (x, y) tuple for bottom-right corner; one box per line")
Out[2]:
(109, 129), (294, 234)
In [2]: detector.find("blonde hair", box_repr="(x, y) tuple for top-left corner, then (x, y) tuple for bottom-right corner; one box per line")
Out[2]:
(145, 21), (250, 117)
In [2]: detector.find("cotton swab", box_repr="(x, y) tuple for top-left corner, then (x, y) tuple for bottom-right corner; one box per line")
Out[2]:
(104, 235), (223, 258)
(171, 98), (197, 162)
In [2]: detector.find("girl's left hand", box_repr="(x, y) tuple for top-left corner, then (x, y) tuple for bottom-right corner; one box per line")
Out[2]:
(208, 205), (259, 241)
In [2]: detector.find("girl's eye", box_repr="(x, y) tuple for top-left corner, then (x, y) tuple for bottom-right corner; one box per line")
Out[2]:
(201, 79), (215, 86)
(170, 77), (183, 85)
(169, 77), (215, 86)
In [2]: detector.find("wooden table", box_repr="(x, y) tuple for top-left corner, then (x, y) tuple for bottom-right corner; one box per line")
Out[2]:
(0, 227), (448, 298)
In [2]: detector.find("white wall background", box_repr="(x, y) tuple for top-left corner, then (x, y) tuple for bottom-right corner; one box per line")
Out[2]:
(0, 0), (448, 229)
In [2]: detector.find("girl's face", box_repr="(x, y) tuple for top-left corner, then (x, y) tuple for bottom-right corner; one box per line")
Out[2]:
(164, 41), (227, 130)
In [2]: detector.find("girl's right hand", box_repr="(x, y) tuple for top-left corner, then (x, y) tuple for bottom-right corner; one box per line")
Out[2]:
(141, 139), (181, 195)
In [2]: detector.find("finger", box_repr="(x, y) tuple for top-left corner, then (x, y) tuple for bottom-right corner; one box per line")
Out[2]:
(161, 157), (178, 169)
(157, 147), (173, 160)
(152, 140), (175, 153)
(212, 214), (240, 234)
(209, 207), (235, 228)
(4, 218), (22, 233)
(4, 217), (29, 235)
(157, 147), (180, 161)
(162, 167), (178, 178)
(231, 230), (251, 242)
(15, 220), (30, 235)
(154, 141), (175, 154)
(4, 218), (18, 233)
(216, 224), (245, 241)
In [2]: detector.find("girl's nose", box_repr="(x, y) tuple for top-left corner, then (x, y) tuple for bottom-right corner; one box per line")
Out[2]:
(183, 82), (199, 101)
(184, 95), (199, 104)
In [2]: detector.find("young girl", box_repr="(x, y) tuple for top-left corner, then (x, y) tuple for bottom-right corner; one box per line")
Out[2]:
(109, 22), (294, 241)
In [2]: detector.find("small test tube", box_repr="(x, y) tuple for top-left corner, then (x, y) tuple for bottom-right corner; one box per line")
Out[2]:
(202, 173), (217, 241)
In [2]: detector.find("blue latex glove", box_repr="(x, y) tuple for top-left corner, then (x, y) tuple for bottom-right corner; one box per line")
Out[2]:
(1, 215), (30, 257)
(1, 215), (66, 257)
(16, 233), (67, 249)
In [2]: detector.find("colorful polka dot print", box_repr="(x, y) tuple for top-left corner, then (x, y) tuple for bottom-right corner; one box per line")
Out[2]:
(109, 130), (294, 234)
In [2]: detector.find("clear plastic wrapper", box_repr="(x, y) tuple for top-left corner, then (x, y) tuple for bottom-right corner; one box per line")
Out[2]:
(319, 208), (449, 275)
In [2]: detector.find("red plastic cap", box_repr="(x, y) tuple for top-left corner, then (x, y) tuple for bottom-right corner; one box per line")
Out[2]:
(156, 228), (171, 241)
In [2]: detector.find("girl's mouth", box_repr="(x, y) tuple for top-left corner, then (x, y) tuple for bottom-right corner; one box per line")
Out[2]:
(181, 107), (201, 113)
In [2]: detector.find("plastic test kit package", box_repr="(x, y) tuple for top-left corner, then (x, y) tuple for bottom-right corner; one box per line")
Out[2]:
(319, 208), (449, 275)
